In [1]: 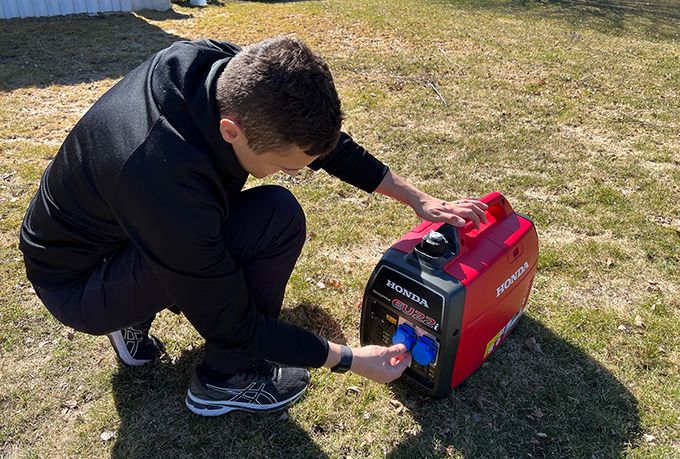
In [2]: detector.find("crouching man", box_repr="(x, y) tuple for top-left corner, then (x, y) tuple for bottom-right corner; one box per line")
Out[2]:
(19, 37), (487, 416)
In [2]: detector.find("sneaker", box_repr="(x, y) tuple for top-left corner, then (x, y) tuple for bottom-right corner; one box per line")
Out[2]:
(185, 361), (310, 416)
(106, 322), (165, 366)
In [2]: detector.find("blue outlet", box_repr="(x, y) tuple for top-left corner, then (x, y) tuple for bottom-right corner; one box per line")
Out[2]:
(412, 335), (437, 366)
(392, 324), (417, 351)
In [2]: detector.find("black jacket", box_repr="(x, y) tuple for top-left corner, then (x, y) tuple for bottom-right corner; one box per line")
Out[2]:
(19, 39), (388, 368)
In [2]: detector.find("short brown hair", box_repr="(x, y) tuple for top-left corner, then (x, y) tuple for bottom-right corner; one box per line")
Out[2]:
(216, 36), (343, 156)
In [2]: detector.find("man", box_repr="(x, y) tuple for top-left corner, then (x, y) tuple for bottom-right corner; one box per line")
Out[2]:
(19, 37), (487, 416)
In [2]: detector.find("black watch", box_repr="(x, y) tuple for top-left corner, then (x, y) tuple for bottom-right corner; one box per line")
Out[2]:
(330, 345), (353, 373)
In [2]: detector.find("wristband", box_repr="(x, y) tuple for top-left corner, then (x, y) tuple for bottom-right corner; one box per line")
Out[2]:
(330, 345), (353, 373)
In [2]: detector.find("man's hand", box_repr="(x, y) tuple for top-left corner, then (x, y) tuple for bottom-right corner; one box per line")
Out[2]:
(414, 197), (488, 229)
(324, 342), (411, 383)
(375, 170), (488, 229)
(350, 344), (412, 384)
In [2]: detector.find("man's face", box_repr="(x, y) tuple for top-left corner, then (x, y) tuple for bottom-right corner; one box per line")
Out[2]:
(219, 117), (319, 178)
(233, 142), (318, 179)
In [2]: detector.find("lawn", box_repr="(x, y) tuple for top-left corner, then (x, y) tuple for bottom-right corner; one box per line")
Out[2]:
(0, 0), (678, 457)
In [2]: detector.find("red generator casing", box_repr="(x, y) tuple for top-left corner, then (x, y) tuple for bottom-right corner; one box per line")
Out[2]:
(360, 192), (538, 398)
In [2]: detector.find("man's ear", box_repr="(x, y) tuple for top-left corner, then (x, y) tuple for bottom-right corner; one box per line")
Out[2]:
(219, 116), (243, 145)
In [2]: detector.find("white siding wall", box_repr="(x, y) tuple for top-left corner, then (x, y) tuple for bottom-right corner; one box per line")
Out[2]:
(0, 0), (170, 18)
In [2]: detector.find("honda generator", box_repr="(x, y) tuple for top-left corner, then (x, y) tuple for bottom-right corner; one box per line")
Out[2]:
(360, 192), (538, 398)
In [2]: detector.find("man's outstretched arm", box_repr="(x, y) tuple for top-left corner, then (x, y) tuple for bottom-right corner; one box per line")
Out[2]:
(375, 169), (488, 229)
(311, 133), (488, 228)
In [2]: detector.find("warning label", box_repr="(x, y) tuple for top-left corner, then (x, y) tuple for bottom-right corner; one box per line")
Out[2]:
(483, 308), (525, 359)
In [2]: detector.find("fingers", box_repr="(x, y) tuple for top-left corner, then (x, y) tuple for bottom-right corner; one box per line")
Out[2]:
(386, 343), (407, 356)
(385, 344), (412, 381)
(385, 344), (408, 368)
(400, 353), (412, 369)
(475, 204), (489, 225)
(464, 207), (481, 229)
(445, 205), (480, 228)
(465, 198), (488, 210)
(386, 352), (411, 382)
(421, 196), (492, 229)
(351, 345), (412, 383)
(391, 352), (412, 371)
(447, 214), (467, 228)
(444, 199), (488, 229)
(467, 199), (488, 211)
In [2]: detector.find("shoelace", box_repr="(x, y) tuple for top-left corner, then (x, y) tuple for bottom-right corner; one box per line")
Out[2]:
(243, 361), (279, 381)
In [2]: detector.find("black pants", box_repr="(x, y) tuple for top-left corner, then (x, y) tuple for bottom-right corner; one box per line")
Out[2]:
(35, 185), (306, 372)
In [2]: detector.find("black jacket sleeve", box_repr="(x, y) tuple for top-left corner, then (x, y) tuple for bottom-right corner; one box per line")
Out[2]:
(112, 134), (328, 370)
(309, 132), (389, 192)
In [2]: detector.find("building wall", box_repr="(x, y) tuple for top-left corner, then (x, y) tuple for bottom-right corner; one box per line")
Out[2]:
(0, 0), (171, 19)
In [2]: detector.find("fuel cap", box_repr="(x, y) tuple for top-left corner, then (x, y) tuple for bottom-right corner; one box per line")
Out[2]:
(419, 230), (448, 257)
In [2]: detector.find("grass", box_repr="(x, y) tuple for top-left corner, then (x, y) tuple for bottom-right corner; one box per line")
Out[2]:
(1, 0), (678, 457)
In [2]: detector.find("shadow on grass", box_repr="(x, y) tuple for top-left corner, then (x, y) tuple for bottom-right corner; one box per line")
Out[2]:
(109, 303), (343, 458)
(388, 316), (640, 457)
(436, 0), (680, 41)
(0, 11), (188, 91)
(109, 348), (328, 458)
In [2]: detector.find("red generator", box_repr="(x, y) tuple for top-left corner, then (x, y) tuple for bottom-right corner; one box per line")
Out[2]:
(360, 192), (539, 398)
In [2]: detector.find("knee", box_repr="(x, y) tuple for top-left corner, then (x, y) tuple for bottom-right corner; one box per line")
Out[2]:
(226, 185), (307, 256)
(54, 309), (109, 335)
(38, 295), (109, 336)
(76, 324), (108, 336)
(46, 306), (109, 336)
(262, 185), (306, 237)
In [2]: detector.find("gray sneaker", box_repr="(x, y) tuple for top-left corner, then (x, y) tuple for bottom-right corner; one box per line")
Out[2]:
(185, 362), (310, 416)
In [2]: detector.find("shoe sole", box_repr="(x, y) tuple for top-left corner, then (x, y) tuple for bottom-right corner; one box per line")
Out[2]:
(106, 330), (154, 366)
(185, 386), (308, 417)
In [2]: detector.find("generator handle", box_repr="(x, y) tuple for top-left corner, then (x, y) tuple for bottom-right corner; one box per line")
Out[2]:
(482, 191), (514, 219)
(394, 192), (515, 263)
(458, 191), (514, 236)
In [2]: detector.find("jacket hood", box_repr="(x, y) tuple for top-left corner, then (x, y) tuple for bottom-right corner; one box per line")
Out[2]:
(150, 39), (248, 188)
